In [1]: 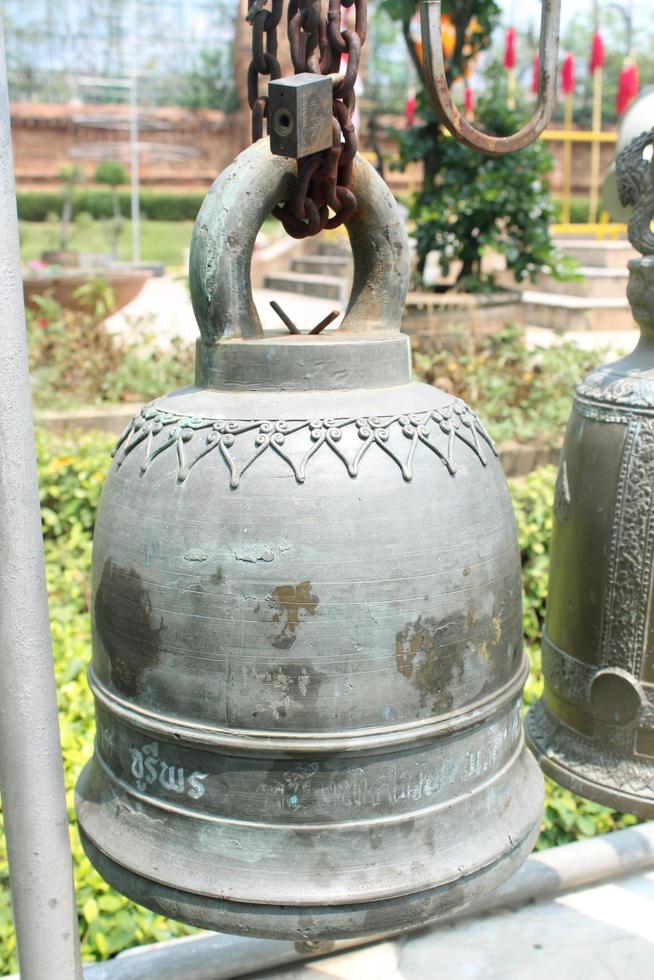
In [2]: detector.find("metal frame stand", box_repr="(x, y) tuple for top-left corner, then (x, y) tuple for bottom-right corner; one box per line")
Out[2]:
(0, 24), (83, 980)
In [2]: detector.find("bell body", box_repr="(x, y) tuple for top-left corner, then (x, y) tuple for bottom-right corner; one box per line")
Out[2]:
(527, 257), (654, 817)
(76, 141), (542, 940)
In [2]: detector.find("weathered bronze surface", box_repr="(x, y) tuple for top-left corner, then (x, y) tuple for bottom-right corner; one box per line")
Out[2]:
(76, 139), (543, 940)
(527, 128), (654, 817)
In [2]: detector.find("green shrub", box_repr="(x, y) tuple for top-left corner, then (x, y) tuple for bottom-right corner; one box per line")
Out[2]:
(27, 289), (195, 410)
(0, 448), (640, 973)
(552, 195), (593, 225)
(36, 428), (110, 540)
(392, 65), (577, 291)
(18, 190), (206, 223)
(510, 466), (556, 645)
(412, 324), (605, 445)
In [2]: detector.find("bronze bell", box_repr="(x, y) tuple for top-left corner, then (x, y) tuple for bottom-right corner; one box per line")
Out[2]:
(527, 128), (654, 817)
(76, 140), (543, 941)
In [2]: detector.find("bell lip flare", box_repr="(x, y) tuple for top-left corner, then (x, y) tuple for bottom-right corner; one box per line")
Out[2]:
(526, 699), (654, 819)
(76, 745), (543, 940)
(77, 816), (541, 942)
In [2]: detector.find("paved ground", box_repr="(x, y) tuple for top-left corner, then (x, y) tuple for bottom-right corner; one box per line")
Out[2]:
(253, 870), (654, 980)
(106, 276), (344, 347)
(106, 274), (638, 356)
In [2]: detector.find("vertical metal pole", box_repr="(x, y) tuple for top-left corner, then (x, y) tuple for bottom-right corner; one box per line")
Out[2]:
(129, 73), (141, 263)
(0, 25), (83, 980)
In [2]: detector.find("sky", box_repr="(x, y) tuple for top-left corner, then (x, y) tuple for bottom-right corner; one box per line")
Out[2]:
(500, 0), (640, 32)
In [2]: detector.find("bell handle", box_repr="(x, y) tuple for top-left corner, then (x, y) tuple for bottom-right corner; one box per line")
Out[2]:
(189, 139), (409, 343)
(419, 0), (560, 156)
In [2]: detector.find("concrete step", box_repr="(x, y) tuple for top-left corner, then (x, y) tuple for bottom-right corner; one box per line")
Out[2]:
(551, 267), (628, 299)
(263, 271), (346, 302)
(316, 240), (349, 257)
(554, 238), (638, 269)
(522, 291), (633, 331)
(529, 266), (629, 300)
(291, 255), (352, 277)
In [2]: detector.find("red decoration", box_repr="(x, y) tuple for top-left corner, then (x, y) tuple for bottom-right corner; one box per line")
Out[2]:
(589, 32), (605, 73)
(405, 95), (417, 126)
(464, 86), (474, 114)
(532, 53), (540, 94)
(504, 28), (517, 70)
(616, 61), (640, 115)
(561, 53), (575, 96)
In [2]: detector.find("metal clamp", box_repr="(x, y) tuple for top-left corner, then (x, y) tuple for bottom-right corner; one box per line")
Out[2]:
(419, 0), (561, 156)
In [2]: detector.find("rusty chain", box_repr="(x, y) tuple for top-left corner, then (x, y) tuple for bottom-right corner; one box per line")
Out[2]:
(246, 0), (367, 238)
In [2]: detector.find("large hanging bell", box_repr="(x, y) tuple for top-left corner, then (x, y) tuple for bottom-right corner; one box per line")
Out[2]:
(527, 128), (654, 817)
(76, 140), (543, 941)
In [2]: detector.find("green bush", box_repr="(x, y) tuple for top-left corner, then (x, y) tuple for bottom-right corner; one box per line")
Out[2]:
(27, 289), (195, 410)
(551, 195), (593, 226)
(0, 445), (639, 973)
(18, 190), (206, 223)
(412, 324), (605, 445)
(393, 67), (577, 291)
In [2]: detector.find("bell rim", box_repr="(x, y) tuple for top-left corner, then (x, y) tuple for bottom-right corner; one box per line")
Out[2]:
(77, 796), (542, 941)
(526, 698), (654, 819)
(75, 742), (544, 911)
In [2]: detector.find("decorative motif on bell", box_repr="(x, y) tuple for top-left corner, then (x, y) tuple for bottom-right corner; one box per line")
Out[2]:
(75, 138), (543, 941)
(526, 126), (654, 817)
(111, 402), (497, 487)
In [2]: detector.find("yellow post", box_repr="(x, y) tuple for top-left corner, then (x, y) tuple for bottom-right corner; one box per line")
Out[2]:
(562, 94), (574, 225)
(507, 68), (516, 111)
(589, 67), (603, 224)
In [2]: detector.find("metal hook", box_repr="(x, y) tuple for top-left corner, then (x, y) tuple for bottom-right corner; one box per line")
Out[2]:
(419, 0), (561, 156)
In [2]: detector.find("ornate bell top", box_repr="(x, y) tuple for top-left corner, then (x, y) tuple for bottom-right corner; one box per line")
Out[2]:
(188, 139), (411, 393)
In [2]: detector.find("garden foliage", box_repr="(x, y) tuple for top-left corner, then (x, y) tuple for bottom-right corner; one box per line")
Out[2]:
(18, 190), (206, 223)
(27, 288), (195, 410)
(395, 77), (576, 290)
(412, 324), (606, 445)
(381, 0), (574, 290)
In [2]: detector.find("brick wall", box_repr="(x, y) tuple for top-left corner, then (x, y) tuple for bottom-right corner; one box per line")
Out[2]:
(11, 103), (245, 190)
(10, 102), (616, 200)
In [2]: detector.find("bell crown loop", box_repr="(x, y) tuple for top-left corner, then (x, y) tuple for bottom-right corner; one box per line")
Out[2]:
(189, 139), (409, 345)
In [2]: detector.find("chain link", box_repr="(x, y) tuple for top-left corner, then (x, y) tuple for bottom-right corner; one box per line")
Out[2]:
(246, 0), (367, 239)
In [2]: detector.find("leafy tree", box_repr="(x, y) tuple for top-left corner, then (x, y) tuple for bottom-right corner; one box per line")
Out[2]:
(399, 69), (574, 290)
(381, 0), (500, 186)
(95, 160), (128, 258)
